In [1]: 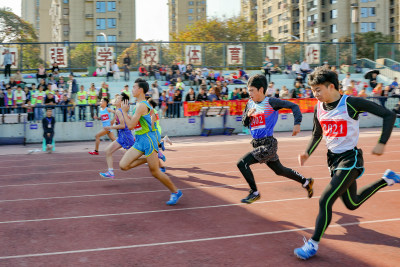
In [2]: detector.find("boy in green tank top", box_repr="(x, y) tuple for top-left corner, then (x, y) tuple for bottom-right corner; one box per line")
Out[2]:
(119, 78), (183, 205)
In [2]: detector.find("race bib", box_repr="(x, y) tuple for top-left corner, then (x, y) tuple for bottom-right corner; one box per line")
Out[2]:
(17, 96), (22, 100)
(37, 96), (43, 100)
(102, 92), (107, 97)
(79, 95), (85, 100)
(101, 114), (109, 121)
(134, 121), (142, 131)
(155, 113), (160, 121)
(90, 95), (96, 100)
(321, 120), (347, 137)
(250, 113), (266, 130)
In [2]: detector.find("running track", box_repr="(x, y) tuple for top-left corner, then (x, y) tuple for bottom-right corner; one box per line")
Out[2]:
(0, 129), (399, 266)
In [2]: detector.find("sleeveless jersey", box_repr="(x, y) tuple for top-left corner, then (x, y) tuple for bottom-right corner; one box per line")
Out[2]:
(316, 95), (359, 153)
(132, 101), (153, 135)
(15, 91), (24, 104)
(88, 91), (97, 104)
(115, 108), (129, 131)
(99, 107), (111, 127)
(247, 97), (279, 139)
(153, 109), (162, 133)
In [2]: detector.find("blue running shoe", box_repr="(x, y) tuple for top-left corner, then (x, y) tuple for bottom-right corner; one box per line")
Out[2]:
(294, 237), (318, 260)
(99, 171), (115, 179)
(158, 152), (166, 162)
(160, 141), (165, 151)
(383, 169), (400, 186)
(166, 190), (183, 205)
(160, 167), (166, 173)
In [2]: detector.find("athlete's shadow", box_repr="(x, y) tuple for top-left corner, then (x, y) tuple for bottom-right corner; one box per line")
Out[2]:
(277, 211), (400, 248)
(177, 175), (248, 192)
(167, 166), (239, 179)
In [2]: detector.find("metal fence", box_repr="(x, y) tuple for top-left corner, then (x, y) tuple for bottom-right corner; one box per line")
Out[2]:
(375, 43), (400, 63)
(0, 41), (356, 73)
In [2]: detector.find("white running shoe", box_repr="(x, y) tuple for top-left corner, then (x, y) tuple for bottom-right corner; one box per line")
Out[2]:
(163, 135), (173, 146)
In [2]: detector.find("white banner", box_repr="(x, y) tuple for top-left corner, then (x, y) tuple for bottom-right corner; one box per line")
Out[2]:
(141, 45), (159, 66)
(305, 44), (320, 64)
(49, 47), (68, 67)
(0, 47), (18, 69)
(185, 45), (202, 65)
(266, 46), (282, 62)
(227, 45), (243, 65)
(96, 47), (114, 68)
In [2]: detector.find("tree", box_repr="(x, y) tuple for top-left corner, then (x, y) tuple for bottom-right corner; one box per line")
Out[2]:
(70, 43), (94, 69)
(340, 32), (394, 60)
(0, 8), (37, 43)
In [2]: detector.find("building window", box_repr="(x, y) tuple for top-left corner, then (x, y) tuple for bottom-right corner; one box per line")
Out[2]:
(361, 22), (376, 32)
(188, 16), (193, 21)
(268, 18), (273, 25)
(322, 12), (325, 22)
(279, 26), (282, 33)
(390, 17), (395, 23)
(108, 35), (117, 42)
(97, 35), (105, 42)
(361, 8), (368, 18)
(330, 0), (337, 4)
(369, 7), (375, 16)
(189, 1), (194, 5)
(330, 24), (337, 33)
(278, 14), (282, 21)
(96, 18), (106, 30)
(96, 1), (106, 13)
(331, 38), (338, 42)
(391, 26), (395, 32)
(63, 0), (69, 3)
(189, 8), (193, 13)
(107, 18), (116, 28)
(268, 6), (271, 13)
(63, 8), (69, 15)
(330, 9), (337, 19)
(107, 1), (116, 11)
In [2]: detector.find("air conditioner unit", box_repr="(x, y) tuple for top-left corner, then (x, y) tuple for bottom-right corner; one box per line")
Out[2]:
(86, 31), (94, 36)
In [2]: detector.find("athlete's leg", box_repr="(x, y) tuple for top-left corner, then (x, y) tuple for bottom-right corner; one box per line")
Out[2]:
(312, 168), (359, 242)
(107, 131), (116, 142)
(266, 159), (306, 184)
(119, 147), (147, 171)
(237, 152), (259, 192)
(341, 173), (388, 210)
(147, 151), (178, 193)
(104, 141), (122, 170)
(94, 129), (108, 151)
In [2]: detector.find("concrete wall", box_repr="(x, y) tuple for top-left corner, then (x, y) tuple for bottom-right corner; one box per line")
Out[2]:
(0, 113), (384, 144)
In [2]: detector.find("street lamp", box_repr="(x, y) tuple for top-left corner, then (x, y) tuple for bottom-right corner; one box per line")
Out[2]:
(100, 32), (108, 48)
(350, 4), (358, 63)
(100, 32), (110, 71)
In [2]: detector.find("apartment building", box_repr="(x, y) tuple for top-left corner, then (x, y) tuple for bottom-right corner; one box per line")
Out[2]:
(168, 0), (207, 37)
(241, 0), (257, 22)
(244, 0), (394, 42)
(21, 0), (136, 43)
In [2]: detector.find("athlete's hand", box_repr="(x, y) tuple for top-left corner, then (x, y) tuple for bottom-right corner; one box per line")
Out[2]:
(372, 143), (385, 156)
(292, 124), (301, 136)
(121, 100), (130, 112)
(247, 108), (256, 117)
(93, 116), (98, 120)
(298, 153), (309, 166)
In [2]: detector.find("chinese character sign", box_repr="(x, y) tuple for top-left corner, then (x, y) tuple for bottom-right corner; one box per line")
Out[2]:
(0, 47), (18, 68)
(266, 46), (282, 62)
(49, 47), (67, 67)
(185, 45), (202, 65)
(227, 45), (243, 65)
(141, 45), (159, 66)
(96, 47), (114, 68)
(305, 44), (320, 64)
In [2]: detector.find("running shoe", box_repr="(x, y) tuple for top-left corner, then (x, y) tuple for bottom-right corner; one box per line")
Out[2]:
(158, 152), (166, 162)
(241, 190), (260, 204)
(99, 171), (115, 179)
(166, 190), (183, 205)
(160, 141), (165, 151)
(304, 178), (314, 198)
(163, 135), (173, 146)
(294, 237), (318, 260)
(89, 150), (99, 155)
(383, 169), (400, 186)
(160, 167), (166, 173)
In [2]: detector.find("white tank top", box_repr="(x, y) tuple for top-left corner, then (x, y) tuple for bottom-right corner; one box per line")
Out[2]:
(317, 95), (359, 153)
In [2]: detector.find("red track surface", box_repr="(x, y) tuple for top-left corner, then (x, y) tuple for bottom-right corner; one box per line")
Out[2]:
(0, 129), (399, 266)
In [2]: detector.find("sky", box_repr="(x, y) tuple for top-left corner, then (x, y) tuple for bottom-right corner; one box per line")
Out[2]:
(0, 0), (240, 41)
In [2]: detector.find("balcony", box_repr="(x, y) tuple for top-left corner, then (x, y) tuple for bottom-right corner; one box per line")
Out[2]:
(85, 14), (93, 18)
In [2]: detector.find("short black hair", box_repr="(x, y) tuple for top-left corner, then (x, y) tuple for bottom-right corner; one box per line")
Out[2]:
(308, 66), (339, 90)
(247, 74), (267, 94)
(121, 92), (130, 102)
(135, 78), (149, 94)
(148, 99), (157, 108)
(102, 97), (109, 104)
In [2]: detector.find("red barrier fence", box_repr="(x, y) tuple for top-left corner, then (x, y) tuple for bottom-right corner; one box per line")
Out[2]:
(183, 98), (318, 116)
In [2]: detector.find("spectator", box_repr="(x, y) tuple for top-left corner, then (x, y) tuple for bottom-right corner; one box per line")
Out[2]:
(98, 82), (110, 100)
(341, 73), (351, 91)
(88, 84), (98, 120)
(59, 94), (70, 122)
(8, 77), (17, 87)
(372, 83), (383, 97)
(13, 85), (26, 113)
(68, 74), (78, 100)
(300, 58), (311, 82)
(353, 63), (362, 73)
(4, 87), (14, 113)
(166, 70), (177, 85)
(123, 64), (130, 81)
(237, 67), (249, 80)
(42, 108), (55, 152)
(24, 100), (34, 121)
(13, 70), (24, 84)
(266, 82), (275, 97)
(54, 89), (63, 103)
(184, 64), (193, 81)
(178, 60), (186, 75)
(330, 65), (339, 75)
(185, 87), (196, 101)
(111, 60), (120, 81)
(262, 56), (273, 82)
(279, 86), (290, 99)
(68, 99), (76, 121)
(150, 83), (159, 105)
(166, 84), (175, 118)
(51, 62), (60, 78)
(37, 64), (47, 81)
(291, 81), (304, 98)
(358, 88), (368, 98)
(292, 60), (301, 75)
(23, 86), (31, 102)
(207, 88), (219, 102)
(76, 85), (87, 121)
(303, 87), (313, 98)
(241, 88), (250, 99)
(171, 60), (179, 74)
(176, 77), (185, 91)
(2, 49), (12, 78)
(229, 88), (241, 100)
(159, 91), (168, 118)
(160, 64), (167, 80)
(196, 88), (208, 101)
(173, 89), (182, 118)
(390, 77), (398, 90)
(45, 91), (57, 107)
(274, 89), (280, 98)
(57, 76), (66, 89)
(380, 85), (392, 107)
(284, 61), (295, 78)
(34, 85), (46, 121)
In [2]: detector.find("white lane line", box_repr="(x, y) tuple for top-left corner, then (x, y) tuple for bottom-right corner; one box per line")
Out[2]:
(0, 158), (399, 177)
(0, 189), (398, 225)
(0, 217), (399, 260)
(0, 172), (387, 202)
